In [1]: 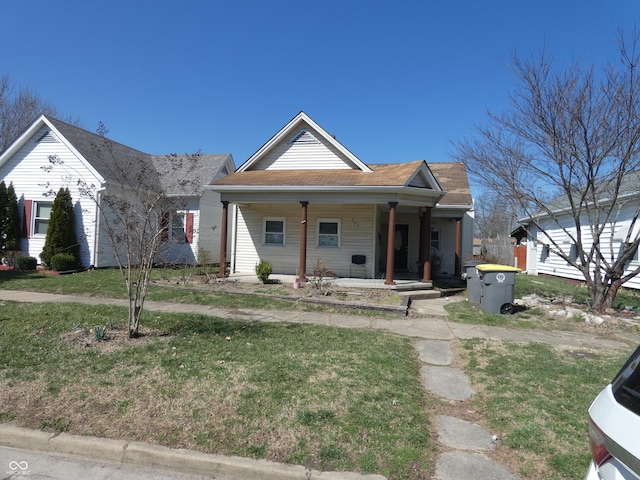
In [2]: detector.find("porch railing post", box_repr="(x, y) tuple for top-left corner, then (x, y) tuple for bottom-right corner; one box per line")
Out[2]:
(455, 217), (462, 277)
(217, 201), (229, 278)
(385, 202), (398, 285)
(422, 207), (432, 283)
(298, 201), (308, 283)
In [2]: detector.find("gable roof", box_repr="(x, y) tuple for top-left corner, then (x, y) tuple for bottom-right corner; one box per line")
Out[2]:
(427, 162), (473, 206)
(237, 112), (372, 173)
(0, 114), (233, 194)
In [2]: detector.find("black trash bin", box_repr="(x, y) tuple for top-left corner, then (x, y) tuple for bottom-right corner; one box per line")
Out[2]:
(476, 264), (521, 314)
(463, 261), (487, 304)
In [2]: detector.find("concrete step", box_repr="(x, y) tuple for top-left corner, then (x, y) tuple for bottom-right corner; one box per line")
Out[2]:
(399, 289), (442, 300)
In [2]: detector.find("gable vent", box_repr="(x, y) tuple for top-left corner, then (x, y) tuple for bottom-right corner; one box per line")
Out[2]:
(37, 130), (60, 143)
(290, 129), (320, 145)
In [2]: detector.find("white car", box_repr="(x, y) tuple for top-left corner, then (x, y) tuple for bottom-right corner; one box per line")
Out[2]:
(585, 345), (640, 479)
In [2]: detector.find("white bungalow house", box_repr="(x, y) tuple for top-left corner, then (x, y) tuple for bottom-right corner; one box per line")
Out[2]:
(516, 170), (640, 290)
(0, 115), (235, 267)
(210, 112), (474, 285)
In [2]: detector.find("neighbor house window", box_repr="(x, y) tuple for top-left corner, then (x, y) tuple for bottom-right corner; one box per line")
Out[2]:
(172, 213), (186, 243)
(264, 218), (285, 245)
(318, 219), (340, 247)
(541, 245), (550, 262)
(34, 202), (53, 235)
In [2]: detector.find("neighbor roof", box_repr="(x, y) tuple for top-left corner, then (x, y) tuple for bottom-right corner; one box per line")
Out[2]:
(42, 116), (233, 193)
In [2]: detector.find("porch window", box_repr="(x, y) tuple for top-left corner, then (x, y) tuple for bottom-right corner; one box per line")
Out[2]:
(318, 219), (340, 247)
(34, 202), (53, 235)
(431, 230), (440, 250)
(264, 218), (285, 245)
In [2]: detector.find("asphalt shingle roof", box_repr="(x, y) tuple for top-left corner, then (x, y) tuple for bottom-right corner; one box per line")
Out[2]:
(47, 117), (231, 194)
(213, 160), (472, 206)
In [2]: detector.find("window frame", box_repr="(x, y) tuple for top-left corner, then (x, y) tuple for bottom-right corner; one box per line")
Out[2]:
(33, 201), (53, 236)
(430, 230), (440, 251)
(171, 212), (186, 244)
(317, 219), (341, 248)
(264, 217), (286, 246)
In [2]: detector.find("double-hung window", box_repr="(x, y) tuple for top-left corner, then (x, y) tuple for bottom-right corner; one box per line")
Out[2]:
(172, 213), (186, 243)
(318, 219), (340, 247)
(264, 218), (285, 245)
(430, 230), (440, 251)
(34, 202), (53, 235)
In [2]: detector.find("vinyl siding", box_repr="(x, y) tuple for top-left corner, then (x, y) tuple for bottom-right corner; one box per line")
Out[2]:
(251, 123), (361, 171)
(525, 204), (640, 290)
(0, 125), (100, 266)
(234, 203), (376, 277)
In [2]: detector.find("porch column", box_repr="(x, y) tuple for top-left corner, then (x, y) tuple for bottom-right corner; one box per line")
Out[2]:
(384, 202), (398, 285)
(217, 201), (229, 278)
(455, 217), (462, 277)
(421, 207), (432, 283)
(297, 201), (308, 283)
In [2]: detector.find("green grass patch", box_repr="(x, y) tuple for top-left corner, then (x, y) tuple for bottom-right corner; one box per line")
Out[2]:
(0, 300), (433, 479)
(459, 339), (631, 479)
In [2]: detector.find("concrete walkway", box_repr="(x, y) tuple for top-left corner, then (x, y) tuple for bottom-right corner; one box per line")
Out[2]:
(0, 290), (635, 479)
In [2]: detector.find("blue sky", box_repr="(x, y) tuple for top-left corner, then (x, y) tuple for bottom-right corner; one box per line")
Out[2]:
(1, 0), (638, 194)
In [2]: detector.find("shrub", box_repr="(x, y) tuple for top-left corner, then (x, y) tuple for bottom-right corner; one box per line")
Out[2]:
(41, 188), (79, 267)
(14, 256), (37, 271)
(50, 253), (78, 272)
(255, 259), (273, 283)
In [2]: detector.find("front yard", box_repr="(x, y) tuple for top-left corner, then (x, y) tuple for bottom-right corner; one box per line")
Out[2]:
(1, 268), (638, 479)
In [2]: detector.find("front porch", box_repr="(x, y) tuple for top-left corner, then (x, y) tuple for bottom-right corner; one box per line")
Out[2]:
(226, 271), (464, 291)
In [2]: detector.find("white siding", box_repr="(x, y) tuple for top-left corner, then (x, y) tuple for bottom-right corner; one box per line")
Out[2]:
(0, 125), (100, 266)
(526, 203), (640, 289)
(198, 190), (225, 263)
(234, 203), (376, 277)
(251, 124), (361, 171)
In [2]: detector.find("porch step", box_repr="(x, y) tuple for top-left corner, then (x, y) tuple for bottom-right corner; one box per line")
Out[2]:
(399, 289), (442, 301)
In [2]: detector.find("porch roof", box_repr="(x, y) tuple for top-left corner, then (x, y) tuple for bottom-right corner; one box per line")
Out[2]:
(212, 160), (427, 187)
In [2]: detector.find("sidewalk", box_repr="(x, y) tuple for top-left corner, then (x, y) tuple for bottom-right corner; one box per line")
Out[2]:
(0, 289), (633, 350)
(0, 289), (635, 479)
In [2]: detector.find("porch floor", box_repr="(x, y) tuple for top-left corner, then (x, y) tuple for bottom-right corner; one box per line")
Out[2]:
(226, 272), (434, 291)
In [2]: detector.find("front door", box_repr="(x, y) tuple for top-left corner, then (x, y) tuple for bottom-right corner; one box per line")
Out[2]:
(394, 224), (409, 270)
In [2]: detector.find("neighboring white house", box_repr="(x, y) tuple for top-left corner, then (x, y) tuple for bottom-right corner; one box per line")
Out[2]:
(518, 171), (640, 290)
(0, 115), (234, 267)
(210, 112), (474, 284)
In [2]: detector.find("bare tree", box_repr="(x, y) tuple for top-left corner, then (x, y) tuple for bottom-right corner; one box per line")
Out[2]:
(474, 191), (517, 239)
(46, 123), (202, 337)
(0, 74), (70, 153)
(455, 28), (640, 312)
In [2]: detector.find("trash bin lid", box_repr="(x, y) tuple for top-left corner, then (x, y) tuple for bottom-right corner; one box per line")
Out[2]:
(463, 261), (487, 267)
(476, 263), (521, 272)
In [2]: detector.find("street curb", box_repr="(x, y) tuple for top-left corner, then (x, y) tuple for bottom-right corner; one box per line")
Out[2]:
(0, 424), (387, 480)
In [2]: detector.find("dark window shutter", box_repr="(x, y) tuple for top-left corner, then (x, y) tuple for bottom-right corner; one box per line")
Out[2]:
(186, 212), (194, 244)
(23, 200), (32, 238)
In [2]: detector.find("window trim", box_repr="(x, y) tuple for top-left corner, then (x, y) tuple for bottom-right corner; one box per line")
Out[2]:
(430, 230), (440, 251)
(264, 217), (286, 246)
(171, 212), (186, 244)
(317, 219), (341, 248)
(33, 201), (53, 236)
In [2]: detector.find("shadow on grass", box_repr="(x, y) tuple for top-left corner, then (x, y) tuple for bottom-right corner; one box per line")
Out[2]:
(0, 270), (48, 285)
